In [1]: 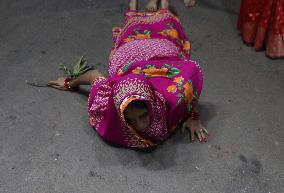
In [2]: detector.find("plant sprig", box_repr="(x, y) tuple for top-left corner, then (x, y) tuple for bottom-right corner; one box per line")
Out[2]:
(59, 56), (93, 79)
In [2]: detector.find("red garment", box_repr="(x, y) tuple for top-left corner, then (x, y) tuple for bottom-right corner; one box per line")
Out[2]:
(237, 0), (284, 58)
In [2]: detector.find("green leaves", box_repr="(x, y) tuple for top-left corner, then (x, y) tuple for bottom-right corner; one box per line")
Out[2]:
(168, 67), (181, 78)
(145, 64), (155, 69)
(133, 29), (140, 35)
(59, 56), (93, 79)
(176, 93), (184, 105)
(187, 103), (192, 111)
(177, 93), (184, 97)
(59, 64), (72, 78)
(122, 63), (131, 72)
(144, 30), (151, 35)
(177, 84), (183, 90)
(163, 63), (171, 68)
(133, 29), (151, 35)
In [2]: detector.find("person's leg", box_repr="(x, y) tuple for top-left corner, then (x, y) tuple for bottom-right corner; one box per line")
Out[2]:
(125, 0), (137, 24)
(129, 0), (137, 11)
(146, 0), (159, 11)
(161, 0), (169, 9)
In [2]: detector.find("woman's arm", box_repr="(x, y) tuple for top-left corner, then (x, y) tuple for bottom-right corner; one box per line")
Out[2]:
(69, 70), (105, 87)
(182, 100), (209, 143)
(48, 70), (105, 91)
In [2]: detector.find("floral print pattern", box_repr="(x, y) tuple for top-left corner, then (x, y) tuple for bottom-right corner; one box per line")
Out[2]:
(182, 41), (191, 51)
(166, 76), (195, 110)
(132, 64), (181, 78)
(124, 29), (152, 43)
(88, 9), (203, 148)
(158, 23), (179, 39)
(167, 85), (177, 93)
(131, 63), (195, 109)
(158, 23), (191, 55)
(183, 82), (194, 104)
(173, 76), (184, 84)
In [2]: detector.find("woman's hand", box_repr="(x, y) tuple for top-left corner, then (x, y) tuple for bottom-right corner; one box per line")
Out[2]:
(182, 119), (209, 143)
(48, 77), (69, 91)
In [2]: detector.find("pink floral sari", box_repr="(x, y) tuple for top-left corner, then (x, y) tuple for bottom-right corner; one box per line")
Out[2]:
(88, 10), (203, 148)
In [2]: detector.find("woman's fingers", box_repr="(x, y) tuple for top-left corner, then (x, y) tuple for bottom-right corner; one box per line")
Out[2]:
(197, 132), (202, 142)
(47, 77), (68, 91)
(48, 84), (66, 91)
(47, 80), (59, 86)
(190, 129), (195, 142)
(48, 84), (60, 89)
(200, 131), (207, 142)
(202, 127), (209, 135)
(181, 122), (210, 143)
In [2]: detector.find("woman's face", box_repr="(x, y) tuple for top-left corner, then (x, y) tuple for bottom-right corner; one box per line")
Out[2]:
(124, 105), (150, 132)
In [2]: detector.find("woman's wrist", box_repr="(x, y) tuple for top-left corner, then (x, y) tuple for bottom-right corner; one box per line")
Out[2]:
(64, 78), (78, 91)
(64, 78), (72, 90)
(189, 111), (199, 120)
(189, 100), (199, 120)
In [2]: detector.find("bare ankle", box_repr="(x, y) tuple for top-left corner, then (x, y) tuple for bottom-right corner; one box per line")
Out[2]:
(129, 0), (137, 10)
(146, 0), (158, 11)
(161, 0), (169, 9)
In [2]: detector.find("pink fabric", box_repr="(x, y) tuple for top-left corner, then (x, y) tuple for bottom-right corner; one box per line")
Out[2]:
(88, 75), (168, 148)
(88, 10), (203, 148)
(109, 39), (184, 76)
(122, 60), (203, 132)
(109, 9), (190, 76)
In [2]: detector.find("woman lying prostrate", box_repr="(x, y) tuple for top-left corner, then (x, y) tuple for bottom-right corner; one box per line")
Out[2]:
(48, 0), (209, 148)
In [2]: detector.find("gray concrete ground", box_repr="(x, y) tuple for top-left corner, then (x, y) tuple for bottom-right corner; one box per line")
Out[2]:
(0, 0), (283, 192)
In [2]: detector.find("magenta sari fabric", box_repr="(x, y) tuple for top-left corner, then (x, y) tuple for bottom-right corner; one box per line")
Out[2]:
(88, 10), (203, 148)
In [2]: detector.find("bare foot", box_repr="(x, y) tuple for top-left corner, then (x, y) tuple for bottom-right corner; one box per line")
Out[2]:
(184, 0), (196, 7)
(161, 0), (169, 9)
(146, 0), (158, 11)
(129, 0), (137, 11)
